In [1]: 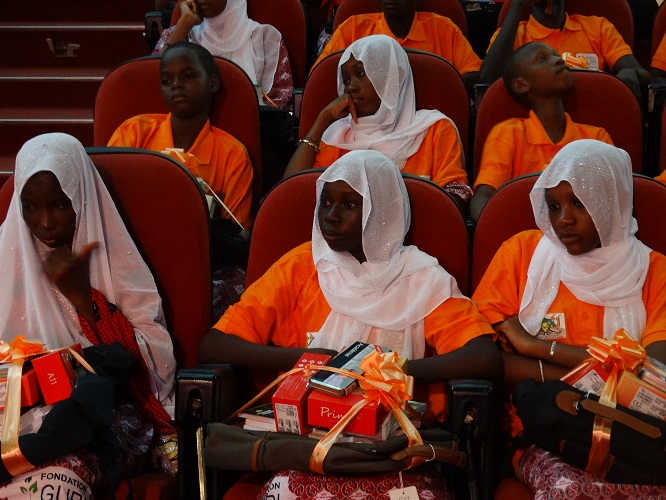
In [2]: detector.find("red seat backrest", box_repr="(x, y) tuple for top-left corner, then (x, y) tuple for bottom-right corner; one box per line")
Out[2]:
(246, 170), (470, 295)
(93, 55), (262, 211)
(300, 49), (470, 160)
(471, 173), (666, 293)
(652, 4), (666, 56)
(0, 149), (213, 369)
(496, 0), (634, 48)
(333, 0), (468, 37)
(473, 70), (643, 184)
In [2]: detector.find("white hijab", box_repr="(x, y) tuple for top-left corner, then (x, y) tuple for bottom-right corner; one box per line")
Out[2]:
(0, 133), (175, 406)
(309, 150), (465, 358)
(519, 139), (651, 341)
(321, 34), (461, 170)
(190, 0), (281, 94)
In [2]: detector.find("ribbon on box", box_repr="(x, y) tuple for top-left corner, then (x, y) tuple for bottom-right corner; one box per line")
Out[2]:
(0, 336), (48, 476)
(0, 338), (96, 477)
(226, 351), (424, 474)
(562, 329), (646, 477)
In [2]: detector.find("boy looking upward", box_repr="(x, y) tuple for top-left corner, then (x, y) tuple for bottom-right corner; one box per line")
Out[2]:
(470, 43), (613, 221)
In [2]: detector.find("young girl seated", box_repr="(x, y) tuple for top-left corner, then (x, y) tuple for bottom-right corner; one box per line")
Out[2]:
(283, 34), (472, 209)
(472, 139), (666, 497)
(0, 133), (177, 497)
(154, 0), (293, 110)
(200, 149), (501, 497)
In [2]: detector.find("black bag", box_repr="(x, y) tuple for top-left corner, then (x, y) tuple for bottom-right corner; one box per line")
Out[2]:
(209, 218), (250, 269)
(514, 378), (666, 485)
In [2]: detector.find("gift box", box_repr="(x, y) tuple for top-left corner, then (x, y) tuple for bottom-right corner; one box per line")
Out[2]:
(32, 344), (85, 405)
(272, 353), (332, 435)
(0, 364), (41, 410)
(561, 359), (611, 397)
(307, 387), (389, 437)
(616, 371), (666, 421)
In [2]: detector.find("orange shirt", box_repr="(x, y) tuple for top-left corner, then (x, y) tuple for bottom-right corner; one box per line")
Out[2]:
(315, 120), (469, 191)
(215, 241), (494, 421)
(474, 111), (613, 190)
(472, 230), (666, 435)
(655, 170), (666, 185)
(314, 12), (481, 75)
(488, 13), (633, 72)
(108, 113), (253, 229)
(652, 35), (666, 72)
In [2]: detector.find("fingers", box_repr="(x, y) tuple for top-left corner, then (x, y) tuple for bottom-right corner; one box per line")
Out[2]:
(348, 99), (358, 124)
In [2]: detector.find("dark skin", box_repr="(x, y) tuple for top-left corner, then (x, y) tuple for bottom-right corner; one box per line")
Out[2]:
(160, 46), (220, 152)
(479, 0), (652, 98)
(471, 43), (573, 221)
(20, 171), (100, 333)
(496, 181), (666, 383)
(199, 180), (503, 383)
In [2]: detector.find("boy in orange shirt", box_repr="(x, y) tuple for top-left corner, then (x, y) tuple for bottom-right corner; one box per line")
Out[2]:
(108, 41), (253, 229)
(470, 42), (613, 221)
(481, 0), (651, 98)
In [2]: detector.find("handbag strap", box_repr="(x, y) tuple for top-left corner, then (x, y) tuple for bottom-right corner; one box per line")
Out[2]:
(389, 444), (466, 468)
(556, 390), (662, 439)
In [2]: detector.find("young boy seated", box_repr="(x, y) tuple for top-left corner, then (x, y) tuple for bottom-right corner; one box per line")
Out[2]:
(108, 41), (254, 229)
(313, 0), (481, 91)
(470, 42), (613, 221)
(480, 0), (652, 98)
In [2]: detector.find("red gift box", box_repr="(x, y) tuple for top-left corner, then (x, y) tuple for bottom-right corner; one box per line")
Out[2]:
(0, 365), (41, 410)
(561, 359), (611, 397)
(307, 388), (389, 437)
(272, 353), (332, 435)
(32, 344), (85, 405)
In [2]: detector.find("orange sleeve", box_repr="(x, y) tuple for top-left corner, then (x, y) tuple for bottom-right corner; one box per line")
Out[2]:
(595, 127), (614, 146)
(313, 143), (347, 168)
(472, 231), (541, 325)
(425, 297), (494, 355)
(107, 116), (148, 148)
(208, 130), (254, 229)
(593, 16), (633, 70)
(641, 251), (666, 348)
(474, 118), (523, 190)
(652, 35), (666, 72)
(212, 242), (318, 348)
(655, 171), (666, 185)
(403, 120), (467, 188)
(445, 23), (482, 74)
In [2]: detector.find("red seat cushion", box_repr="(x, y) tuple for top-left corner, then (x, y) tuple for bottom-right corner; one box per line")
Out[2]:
(494, 477), (533, 500)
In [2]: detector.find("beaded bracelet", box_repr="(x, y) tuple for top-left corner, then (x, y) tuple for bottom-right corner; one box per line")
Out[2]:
(538, 359), (545, 383)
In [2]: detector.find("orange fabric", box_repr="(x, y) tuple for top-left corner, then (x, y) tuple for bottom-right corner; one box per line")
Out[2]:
(474, 111), (613, 190)
(487, 13), (633, 72)
(472, 230), (666, 434)
(108, 113), (253, 228)
(655, 170), (666, 184)
(214, 241), (494, 421)
(314, 120), (468, 190)
(314, 12), (481, 74)
(652, 35), (666, 72)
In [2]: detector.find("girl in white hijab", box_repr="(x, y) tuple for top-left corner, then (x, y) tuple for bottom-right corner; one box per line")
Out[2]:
(473, 139), (666, 387)
(155, 0), (293, 108)
(284, 34), (471, 203)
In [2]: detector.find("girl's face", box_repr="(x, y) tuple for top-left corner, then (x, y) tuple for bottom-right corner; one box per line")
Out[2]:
(20, 171), (76, 248)
(318, 180), (366, 263)
(195, 0), (228, 19)
(545, 181), (601, 255)
(340, 56), (382, 118)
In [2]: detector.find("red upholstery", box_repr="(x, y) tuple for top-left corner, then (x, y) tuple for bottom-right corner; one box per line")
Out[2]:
(496, 0), (634, 49)
(0, 148), (212, 497)
(473, 70), (643, 183)
(170, 0), (308, 88)
(494, 477), (534, 500)
(333, 0), (468, 37)
(299, 49), (470, 160)
(246, 169), (470, 294)
(652, 4), (666, 56)
(471, 173), (666, 293)
(471, 174), (538, 292)
(93, 54), (262, 210)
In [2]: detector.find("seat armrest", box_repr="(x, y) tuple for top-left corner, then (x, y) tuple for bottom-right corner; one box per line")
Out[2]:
(447, 378), (494, 439)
